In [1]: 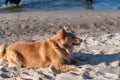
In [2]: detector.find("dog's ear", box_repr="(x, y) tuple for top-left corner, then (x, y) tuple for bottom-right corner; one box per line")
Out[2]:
(63, 27), (69, 31)
(57, 28), (66, 39)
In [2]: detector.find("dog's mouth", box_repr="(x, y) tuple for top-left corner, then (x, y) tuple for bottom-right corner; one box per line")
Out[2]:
(72, 43), (80, 45)
(72, 39), (82, 45)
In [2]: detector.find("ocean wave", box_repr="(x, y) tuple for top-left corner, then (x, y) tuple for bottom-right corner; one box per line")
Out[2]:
(0, 0), (120, 13)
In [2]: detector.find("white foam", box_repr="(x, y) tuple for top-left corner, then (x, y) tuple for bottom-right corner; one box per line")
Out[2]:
(0, 4), (13, 9)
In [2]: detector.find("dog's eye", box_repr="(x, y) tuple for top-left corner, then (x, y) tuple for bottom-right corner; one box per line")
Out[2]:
(72, 36), (75, 39)
(71, 31), (75, 33)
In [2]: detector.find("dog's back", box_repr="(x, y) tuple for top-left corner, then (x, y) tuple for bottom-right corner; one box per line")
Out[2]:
(9, 0), (21, 4)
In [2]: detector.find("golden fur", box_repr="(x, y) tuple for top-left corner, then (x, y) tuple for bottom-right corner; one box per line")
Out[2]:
(0, 27), (83, 72)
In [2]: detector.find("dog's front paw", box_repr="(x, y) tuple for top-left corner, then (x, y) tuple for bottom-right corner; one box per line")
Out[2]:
(75, 67), (86, 73)
(8, 63), (21, 68)
(8, 63), (17, 68)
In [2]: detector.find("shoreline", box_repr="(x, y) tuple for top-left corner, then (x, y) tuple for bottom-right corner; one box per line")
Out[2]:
(1, 9), (120, 16)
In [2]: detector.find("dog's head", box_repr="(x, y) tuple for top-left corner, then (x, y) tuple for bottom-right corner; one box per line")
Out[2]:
(55, 27), (82, 48)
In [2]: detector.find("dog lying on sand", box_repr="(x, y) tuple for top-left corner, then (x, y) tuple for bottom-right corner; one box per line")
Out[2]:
(0, 27), (83, 72)
(5, 0), (21, 7)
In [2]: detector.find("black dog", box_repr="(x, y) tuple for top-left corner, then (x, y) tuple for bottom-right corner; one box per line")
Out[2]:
(86, 0), (93, 3)
(5, 0), (21, 7)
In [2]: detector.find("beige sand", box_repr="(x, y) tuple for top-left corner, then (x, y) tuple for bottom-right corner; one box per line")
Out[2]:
(0, 10), (120, 80)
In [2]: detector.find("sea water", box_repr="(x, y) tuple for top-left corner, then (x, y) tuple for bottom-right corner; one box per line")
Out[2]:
(0, 0), (120, 13)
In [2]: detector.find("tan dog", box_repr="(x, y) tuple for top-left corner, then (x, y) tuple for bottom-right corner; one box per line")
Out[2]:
(0, 27), (83, 72)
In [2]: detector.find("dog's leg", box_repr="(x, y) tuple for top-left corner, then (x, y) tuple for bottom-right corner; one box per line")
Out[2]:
(7, 49), (23, 67)
(5, 0), (9, 5)
(16, 4), (19, 7)
(53, 63), (84, 73)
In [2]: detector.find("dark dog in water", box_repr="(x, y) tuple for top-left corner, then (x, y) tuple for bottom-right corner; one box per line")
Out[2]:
(86, 0), (93, 3)
(5, 0), (21, 7)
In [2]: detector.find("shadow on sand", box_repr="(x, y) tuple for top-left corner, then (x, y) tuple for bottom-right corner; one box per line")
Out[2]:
(71, 52), (120, 66)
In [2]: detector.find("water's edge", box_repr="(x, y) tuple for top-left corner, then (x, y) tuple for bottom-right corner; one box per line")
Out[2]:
(0, 0), (120, 13)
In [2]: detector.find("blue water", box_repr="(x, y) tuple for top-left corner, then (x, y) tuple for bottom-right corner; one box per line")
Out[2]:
(0, 0), (120, 13)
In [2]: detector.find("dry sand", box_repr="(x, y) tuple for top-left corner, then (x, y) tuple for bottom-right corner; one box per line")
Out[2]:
(0, 10), (120, 80)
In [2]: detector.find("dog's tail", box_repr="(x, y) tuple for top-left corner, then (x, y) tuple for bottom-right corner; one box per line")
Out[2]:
(0, 43), (7, 61)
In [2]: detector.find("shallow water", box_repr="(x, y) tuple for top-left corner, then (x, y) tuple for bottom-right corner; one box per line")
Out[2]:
(0, 0), (120, 13)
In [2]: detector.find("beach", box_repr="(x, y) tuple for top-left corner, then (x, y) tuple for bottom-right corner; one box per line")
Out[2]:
(0, 10), (120, 80)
